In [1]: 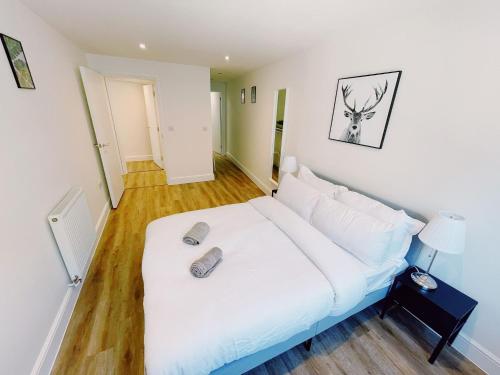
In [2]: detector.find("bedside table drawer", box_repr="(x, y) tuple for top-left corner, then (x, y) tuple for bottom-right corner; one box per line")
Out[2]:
(392, 284), (456, 335)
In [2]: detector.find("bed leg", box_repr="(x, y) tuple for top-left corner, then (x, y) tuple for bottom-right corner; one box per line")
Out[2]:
(303, 338), (313, 351)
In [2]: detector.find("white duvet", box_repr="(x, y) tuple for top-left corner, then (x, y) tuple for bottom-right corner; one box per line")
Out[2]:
(142, 197), (366, 375)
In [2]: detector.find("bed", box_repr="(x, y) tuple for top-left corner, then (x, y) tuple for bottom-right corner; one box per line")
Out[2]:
(142, 187), (419, 375)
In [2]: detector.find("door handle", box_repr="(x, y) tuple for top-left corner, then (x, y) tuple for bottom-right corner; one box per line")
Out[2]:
(94, 142), (110, 149)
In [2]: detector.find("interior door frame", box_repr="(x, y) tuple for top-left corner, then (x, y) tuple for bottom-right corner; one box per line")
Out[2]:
(143, 83), (164, 168)
(269, 88), (290, 186)
(103, 75), (167, 175)
(210, 82), (227, 154)
(210, 91), (223, 154)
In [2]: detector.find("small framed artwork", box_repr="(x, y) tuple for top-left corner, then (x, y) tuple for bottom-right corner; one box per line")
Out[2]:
(240, 88), (246, 104)
(1, 33), (35, 89)
(328, 70), (401, 149)
(251, 86), (256, 103)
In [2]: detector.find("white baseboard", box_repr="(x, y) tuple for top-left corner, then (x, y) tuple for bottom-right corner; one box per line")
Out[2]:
(226, 153), (272, 195)
(453, 332), (500, 374)
(125, 154), (153, 162)
(167, 173), (214, 185)
(31, 200), (111, 375)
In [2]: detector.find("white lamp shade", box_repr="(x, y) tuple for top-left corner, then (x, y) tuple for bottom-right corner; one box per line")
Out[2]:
(418, 211), (466, 254)
(280, 156), (298, 174)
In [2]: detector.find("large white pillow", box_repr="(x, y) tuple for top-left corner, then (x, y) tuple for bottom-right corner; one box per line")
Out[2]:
(275, 173), (321, 221)
(336, 191), (425, 260)
(297, 165), (348, 199)
(311, 195), (396, 267)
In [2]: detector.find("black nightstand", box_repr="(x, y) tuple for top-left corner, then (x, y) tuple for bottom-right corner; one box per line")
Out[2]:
(380, 266), (477, 364)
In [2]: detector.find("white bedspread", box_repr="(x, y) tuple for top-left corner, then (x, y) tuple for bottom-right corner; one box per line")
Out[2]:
(142, 197), (366, 375)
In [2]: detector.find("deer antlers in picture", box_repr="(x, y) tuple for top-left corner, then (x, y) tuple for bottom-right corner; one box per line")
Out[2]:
(341, 80), (388, 144)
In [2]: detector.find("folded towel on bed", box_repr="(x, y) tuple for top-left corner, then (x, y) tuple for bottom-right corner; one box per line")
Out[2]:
(183, 222), (210, 245)
(190, 247), (223, 278)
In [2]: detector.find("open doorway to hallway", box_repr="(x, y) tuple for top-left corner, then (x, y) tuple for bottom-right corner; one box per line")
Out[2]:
(210, 81), (227, 160)
(105, 77), (167, 189)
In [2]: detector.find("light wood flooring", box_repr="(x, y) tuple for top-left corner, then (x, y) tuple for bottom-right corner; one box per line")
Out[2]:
(123, 161), (166, 189)
(126, 160), (162, 173)
(52, 155), (482, 375)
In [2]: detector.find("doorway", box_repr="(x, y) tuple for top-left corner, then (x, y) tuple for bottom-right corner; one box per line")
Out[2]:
(270, 88), (288, 183)
(210, 81), (227, 158)
(105, 77), (167, 189)
(210, 92), (223, 154)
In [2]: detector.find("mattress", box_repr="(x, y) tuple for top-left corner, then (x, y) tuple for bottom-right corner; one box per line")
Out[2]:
(142, 197), (367, 375)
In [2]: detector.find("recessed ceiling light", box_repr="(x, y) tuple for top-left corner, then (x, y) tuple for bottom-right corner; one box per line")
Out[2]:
(224, 55), (230, 61)
(139, 43), (147, 50)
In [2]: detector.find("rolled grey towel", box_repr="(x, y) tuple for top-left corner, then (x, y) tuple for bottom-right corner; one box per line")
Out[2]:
(190, 247), (223, 278)
(183, 222), (210, 245)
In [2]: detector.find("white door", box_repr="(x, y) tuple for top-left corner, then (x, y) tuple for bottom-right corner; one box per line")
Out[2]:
(210, 92), (222, 154)
(80, 67), (124, 208)
(143, 85), (163, 168)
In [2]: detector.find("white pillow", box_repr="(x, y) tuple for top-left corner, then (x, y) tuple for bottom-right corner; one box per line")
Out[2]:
(311, 195), (396, 267)
(297, 165), (348, 199)
(275, 173), (321, 221)
(336, 191), (425, 260)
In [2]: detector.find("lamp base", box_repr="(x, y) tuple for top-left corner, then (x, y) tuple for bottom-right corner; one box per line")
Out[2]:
(411, 271), (438, 290)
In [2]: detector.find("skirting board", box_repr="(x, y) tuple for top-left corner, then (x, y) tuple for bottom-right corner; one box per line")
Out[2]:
(125, 154), (153, 162)
(30, 200), (111, 375)
(453, 332), (500, 374)
(226, 153), (272, 196)
(167, 173), (214, 185)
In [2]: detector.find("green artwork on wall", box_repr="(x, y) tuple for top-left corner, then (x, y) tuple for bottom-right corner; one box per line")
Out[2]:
(1, 33), (35, 89)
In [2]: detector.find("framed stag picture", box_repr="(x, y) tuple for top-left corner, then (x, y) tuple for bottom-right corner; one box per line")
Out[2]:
(1, 33), (35, 89)
(328, 71), (401, 149)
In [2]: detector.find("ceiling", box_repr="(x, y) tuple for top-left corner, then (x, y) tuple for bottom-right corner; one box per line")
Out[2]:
(21, 0), (404, 80)
(17, 0), (334, 80)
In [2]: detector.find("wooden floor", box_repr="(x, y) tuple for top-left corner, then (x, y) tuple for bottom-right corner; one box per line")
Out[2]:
(126, 160), (162, 173)
(247, 306), (483, 375)
(123, 170), (167, 189)
(52, 155), (482, 375)
(123, 161), (166, 189)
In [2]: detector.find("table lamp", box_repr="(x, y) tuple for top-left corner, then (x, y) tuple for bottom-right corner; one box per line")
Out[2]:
(412, 211), (466, 290)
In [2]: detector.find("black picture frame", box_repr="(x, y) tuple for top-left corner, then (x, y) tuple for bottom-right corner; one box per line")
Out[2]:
(251, 86), (256, 103)
(328, 70), (401, 149)
(1, 33), (35, 89)
(240, 88), (246, 104)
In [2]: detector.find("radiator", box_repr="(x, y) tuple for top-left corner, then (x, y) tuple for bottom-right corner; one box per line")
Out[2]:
(48, 187), (97, 286)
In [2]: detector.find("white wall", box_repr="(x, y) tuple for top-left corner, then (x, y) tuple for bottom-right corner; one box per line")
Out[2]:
(227, 1), (500, 373)
(0, 0), (110, 374)
(106, 79), (152, 165)
(86, 54), (213, 184)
